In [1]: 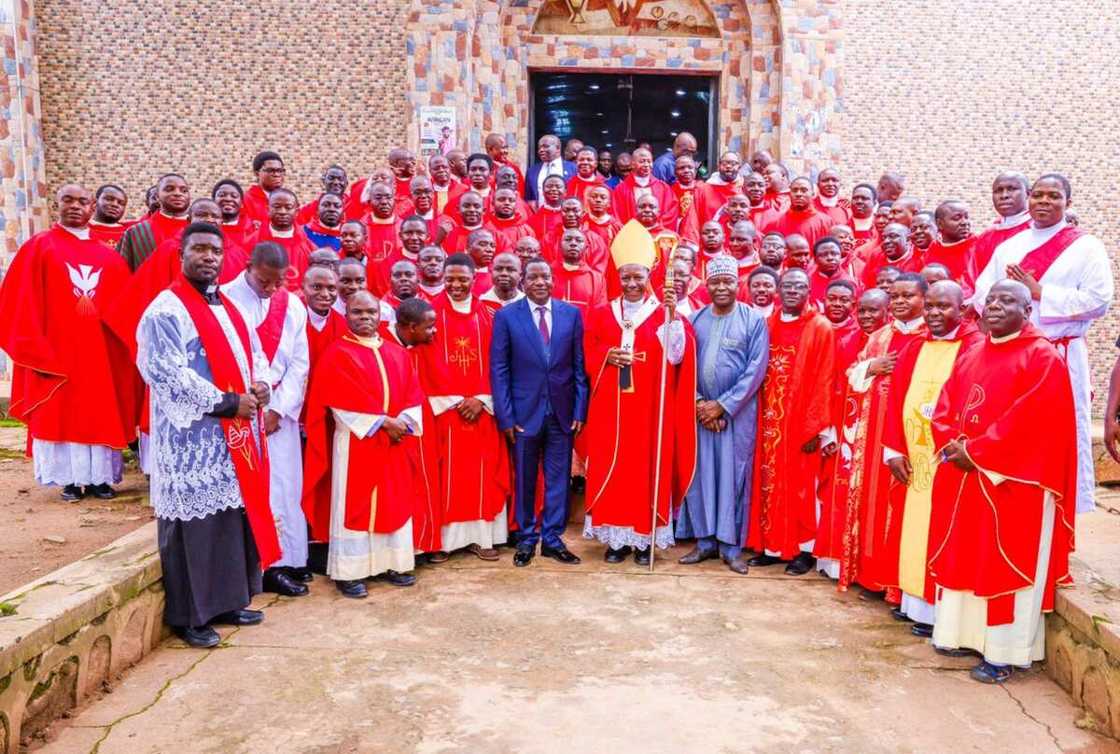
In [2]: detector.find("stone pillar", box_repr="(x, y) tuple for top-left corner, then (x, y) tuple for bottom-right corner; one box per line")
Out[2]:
(0, 0), (47, 265)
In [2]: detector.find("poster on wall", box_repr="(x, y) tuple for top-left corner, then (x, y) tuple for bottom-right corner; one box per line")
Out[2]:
(419, 106), (458, 157)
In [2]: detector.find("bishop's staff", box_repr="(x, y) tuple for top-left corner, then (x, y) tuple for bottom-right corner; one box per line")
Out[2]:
(648, 254), (676, 573)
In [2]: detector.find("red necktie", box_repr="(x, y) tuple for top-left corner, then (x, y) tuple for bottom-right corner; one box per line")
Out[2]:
(537, 306), (550, 346)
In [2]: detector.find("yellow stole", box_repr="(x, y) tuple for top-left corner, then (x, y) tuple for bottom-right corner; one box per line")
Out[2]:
(897, 339), (962, 596)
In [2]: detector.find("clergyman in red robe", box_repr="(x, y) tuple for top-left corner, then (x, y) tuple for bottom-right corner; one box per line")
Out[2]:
(246, 188), (312, 293)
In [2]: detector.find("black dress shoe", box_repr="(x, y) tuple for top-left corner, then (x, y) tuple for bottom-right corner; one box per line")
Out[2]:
(174, 625), (220, 648)
(678, 546), (719, 565)
(60, 484), (84, 502)
(890, 607), (914, 623)
(262, 568), (310, 597)
(513, 548), (535, 567)
(335, 580), (368, 599)
(911, 622), (933, 638)
(287, 567), (314, 583)
(604, 546), (631, 564)
(210, 609), (264, 626)
(785, 552), (816, 576)
(540, 545), (581, 564)
(633, 548), (651, 566)
(570, 476), (586, 493)
(382, 570), (416, 587)
(747, 553), (783, 567)
(858, 587), (885, 602)
(935, 646), (978, 658)
(85, 483), (116, 500)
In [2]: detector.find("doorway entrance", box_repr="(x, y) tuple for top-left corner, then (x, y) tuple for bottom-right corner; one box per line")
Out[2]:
(530, 71), (719, 175)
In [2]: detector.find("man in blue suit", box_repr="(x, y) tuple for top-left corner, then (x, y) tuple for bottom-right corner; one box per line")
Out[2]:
(524, 134), (577, 206)
(490, 258), (589, 566)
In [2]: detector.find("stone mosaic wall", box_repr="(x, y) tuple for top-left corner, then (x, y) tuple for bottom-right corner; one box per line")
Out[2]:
(838, 0), (1120, 412)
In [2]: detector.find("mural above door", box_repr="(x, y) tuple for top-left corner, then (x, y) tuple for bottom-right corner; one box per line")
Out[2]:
(531, 0), (721, 38)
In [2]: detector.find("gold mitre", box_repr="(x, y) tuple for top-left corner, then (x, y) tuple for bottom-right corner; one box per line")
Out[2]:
(610, 219), (657, 271)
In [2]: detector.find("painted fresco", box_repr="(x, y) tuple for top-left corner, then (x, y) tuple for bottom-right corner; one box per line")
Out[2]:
(531, 0), (721, 38)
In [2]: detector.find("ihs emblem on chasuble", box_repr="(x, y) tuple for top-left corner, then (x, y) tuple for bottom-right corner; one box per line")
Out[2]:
(449, 336), (479, 373)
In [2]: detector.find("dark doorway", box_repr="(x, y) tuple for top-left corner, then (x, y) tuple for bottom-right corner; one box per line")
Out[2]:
(530, 71), (719, 175)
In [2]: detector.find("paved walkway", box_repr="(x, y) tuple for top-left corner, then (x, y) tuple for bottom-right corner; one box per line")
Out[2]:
(41, 527), (1118, 754)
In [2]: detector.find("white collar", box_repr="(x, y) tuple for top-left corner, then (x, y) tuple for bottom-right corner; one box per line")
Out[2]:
(332, 298), (346, 315)
(419, 282), (445, 295)
(932, 325), (960, 341)
(633, 174), (651, 187)
(59, 224), (90, 240)
(1029, 218), (1067, 235)
(307, 307), (329, 330)
(990, 329), (1022, 344)
(269, 225), (295, 238)
(706, 174), (739, 187)
(817, 194), (839, 207)
(995, 209), (1030, 229)
(852, 216), (874, 231)
(449, 296), (472, 314)
(779, 311), (800, 322)
(481, 288), (525, 305)
(528, 296), (551, 312)
(893, 316), (925, 334)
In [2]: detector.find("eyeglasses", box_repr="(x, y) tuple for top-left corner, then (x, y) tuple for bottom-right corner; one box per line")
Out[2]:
(261, 167), (286, 175)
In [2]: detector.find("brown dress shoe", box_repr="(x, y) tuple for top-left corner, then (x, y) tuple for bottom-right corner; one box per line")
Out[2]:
(678, 546), (719, 565)
(468, 544), (500, 561)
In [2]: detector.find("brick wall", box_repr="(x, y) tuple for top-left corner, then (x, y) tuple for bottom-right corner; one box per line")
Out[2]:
(36, 0), (410, 214)
(837, 0), (1120, 411)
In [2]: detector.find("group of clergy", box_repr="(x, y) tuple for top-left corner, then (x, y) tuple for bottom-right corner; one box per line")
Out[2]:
(0, 130), (1109, 687)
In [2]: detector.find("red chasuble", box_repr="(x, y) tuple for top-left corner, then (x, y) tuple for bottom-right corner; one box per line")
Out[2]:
(586, 214), (623, 251)
(924, 236), (976, 292)
(542, 224), (609, 274)
(552, 262), (607, 315)
(305, 309), (348, 375)
(438, 220), (498, 256)
(611, 175), (680, 228)
(241, 185), (271, 225)
(88, 220), (133, 250)
(842, 321), (927, 595)
(392, 336), (443, 553)
(368, 249), (420, 299)
(0, 226), (136, 448)
(566, 173), (608, 207)
(809, 268), (858, 309)
(363, 215), (403, 265)
(965, 216), (1031, 288)
(927, 325), (1077, 625)
(860, 248), (925, 290)
(489, 213), (537, 255)
(528, 205), (565, 240)
(767, 207), (835, 249)
(579, 300), (697, 539)
(673, 182), (699, 241)
(414, 296), (509, 527)
(747, 204), (782, 234)
(170, 279), (280, 568)
(693, 181), (741, 229)
(765, 189), (791, 213)
(246, 225), (313, 293)
(813, 198), (852, 228)
(221, 215), (261, 252)
(747, 310), (835, 558)
(302, 334), (423, 541)
(296, 193), (350, 227)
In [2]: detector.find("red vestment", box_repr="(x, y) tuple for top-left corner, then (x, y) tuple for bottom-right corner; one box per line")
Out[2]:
(586, 214), (623, 252)
(966, 216), (1032, 288)
(852, 220), (876, 246)
(673, 182), (699, 242)
(117, 212), (189, 271)
(924, 236), (976, 291)
(542, 223), (609, 273)
(241, 185), (271, 225)
(221, 215), (261, 250)
(246, 225), (313, 293)
(809, 267), (857, 308)
(305, 308), (348, 373)
(88, 220), (132, 250)
(580, 301), (697, 540)
(611, 175), (680, 228)
(747, 310), (835, 558)
(551, 262), (607, 315)
(302, 334), (423, 540)
(767, 207), (835, 249)
(813, 198), (852, 228)
(693, 181), (741, 228)
(842, 321), (928, 595)
(861, 248), (925, 290)
(566, 173), (608, 207)
(927, 325), (1077, 624)
(0, 226), (136, 448)
(489, 213), (537, 255)
(390, 335), (443, 553)
(432, 181), (467, 216)
(528, 205), (565, 240)
(304, 218), (341, 244)
(439, 220), (497, 256)
(814, 326), (870, 570)
(363, 215), (403, 265)
(368, 249), (420, 298)
(414, 296), (509, 528)
(492, 159), (526, 195)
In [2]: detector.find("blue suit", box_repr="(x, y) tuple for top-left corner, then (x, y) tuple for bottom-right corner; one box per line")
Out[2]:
(524, 160), (578, 203)
(490, 297), (589, 549)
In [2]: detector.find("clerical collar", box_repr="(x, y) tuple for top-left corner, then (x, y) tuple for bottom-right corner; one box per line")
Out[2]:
(473, 186), (491, 197)
(449, 296), (472, 314)
(779, 310), (802, 322)
(353, 333), (381, 347)
(633, 174), (651, 187)
(403, 250), (419, 261)
(307, 307), (329, 330)
(432, 181), (452, 191)
(817, 194), (840, 207)
(990, 329), (1022, 344)
(562, 261), (581, 271)
(482, 288), (524, 305)
(576, 174), (599, 183)
(59, 224), (91, 240)
(463, 222), (483, 231)
(932, 325), (961, 341)
(419, 209), (434, 220)
(476, 266), (489, 274)
(369, 214), (396, 226)
(892, 316), (924, 333)
(589, 213), (613, 225)
(269, 225), (294, 238)
(706, 174), (740, 187)
(852, 216), (874, 231)
(419, 282), (444, 296)
(997, 209), (1030, 229)
(937, 236), (970, 247)
(1029, 218), (1067, 234)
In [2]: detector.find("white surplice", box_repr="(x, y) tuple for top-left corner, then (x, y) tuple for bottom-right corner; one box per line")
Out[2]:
(973, 220), (1112, 513)
(225, 273), (311, 568)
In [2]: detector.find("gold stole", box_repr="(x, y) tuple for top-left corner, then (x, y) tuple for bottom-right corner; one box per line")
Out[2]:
(897, 340), (961, 595)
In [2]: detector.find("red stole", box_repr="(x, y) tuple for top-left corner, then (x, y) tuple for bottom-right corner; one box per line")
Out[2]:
(966, 217), (1031, 286)
(170, 278), (279, 569)
(301, 334), (423, 539)
(1018, 225), (1084, 279)
(673, 182), (698, 241)
(928, 325), (1077, 624)
(747, 310), (835, 558)
(256, 291), (290, 364)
